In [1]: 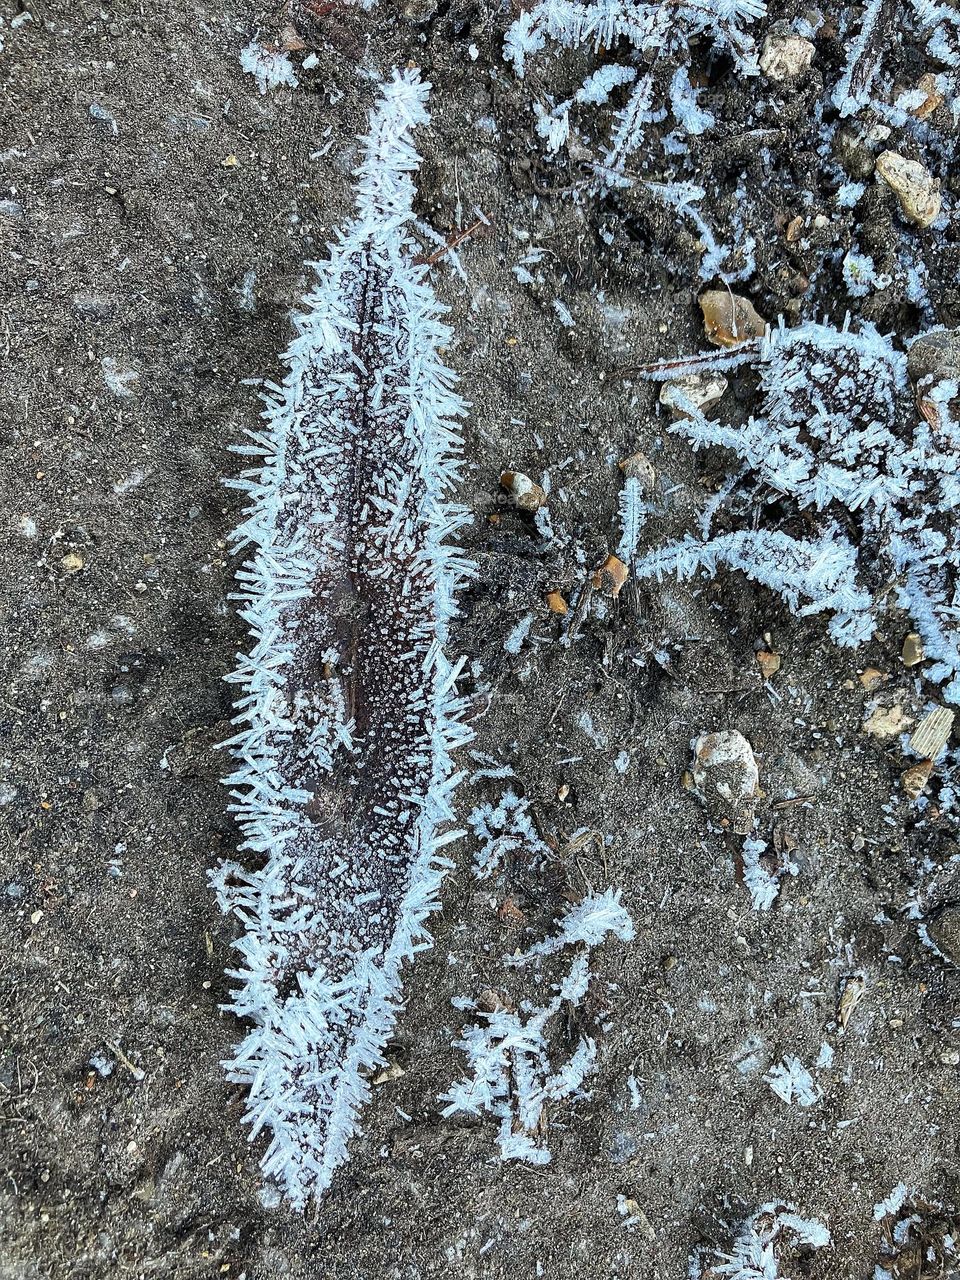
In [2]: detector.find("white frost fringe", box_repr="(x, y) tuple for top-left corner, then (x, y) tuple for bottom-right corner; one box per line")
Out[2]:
(213, 69), (471, 1207)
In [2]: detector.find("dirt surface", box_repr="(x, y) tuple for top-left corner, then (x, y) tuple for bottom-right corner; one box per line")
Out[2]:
(2, 3), (959, 1278)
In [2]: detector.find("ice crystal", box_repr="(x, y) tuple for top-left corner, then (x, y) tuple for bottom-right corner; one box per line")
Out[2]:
(442, 890), (633, 1163)
(690, 1203), (831, 1279)
(440, 953), (598, 1164)
(638, 319), (960, 703)
(504, 0), (766, 183)
(468, 788), (550, 879)
(212, 69), (472, 1207)
(763, 1055), (821, 1107)
(833, 0), (960, 119)
(240, 39), (299, 94)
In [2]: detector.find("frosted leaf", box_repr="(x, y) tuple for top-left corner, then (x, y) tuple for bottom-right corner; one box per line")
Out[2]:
(214, 69), (472, 1207)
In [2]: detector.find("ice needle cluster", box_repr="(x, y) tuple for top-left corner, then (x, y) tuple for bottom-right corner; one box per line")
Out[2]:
(213, 70), (471, 1207)
(637, 319), (960, 703)
(505, 0), (766, 182)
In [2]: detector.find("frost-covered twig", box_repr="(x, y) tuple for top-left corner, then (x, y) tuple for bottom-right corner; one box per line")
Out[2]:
(213, 69), (472, 1207)
(443, 889), (633, 1162)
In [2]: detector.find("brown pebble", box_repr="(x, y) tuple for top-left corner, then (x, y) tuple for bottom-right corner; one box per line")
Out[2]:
(618, 451), (656, 489)
(901, 760), (934, 800)
(901, 632), (924, 667)
(592, 553), (629, 598)
(500, 470), (547, 512)
(756, 649), (781, 680)
(859, 666), (889, 691)
(545, 590), (568, 615)
(699, 290), (767, 348)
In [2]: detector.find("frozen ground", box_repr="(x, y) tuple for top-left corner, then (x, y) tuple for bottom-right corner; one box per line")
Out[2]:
(1, 3), (959, 1277)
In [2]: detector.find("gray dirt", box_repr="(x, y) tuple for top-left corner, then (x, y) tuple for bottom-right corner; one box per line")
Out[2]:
(1, 3), (958, 1278)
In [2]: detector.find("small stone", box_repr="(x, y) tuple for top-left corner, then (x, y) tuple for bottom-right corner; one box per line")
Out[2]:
(659, 372), (728, 420)
(691, 730), (759, 835)
(592, 553), (629, 598)
(910, 72), (944, 121)
(372, 1062), (406, 1085)
(756, 649), (781, 680)
(759, 31), (815, 82)
(30, 909), (43, 925)
(941, 1048), (960, 1066)
(545, 590), (568, 615)
(858, 667), (888, 691)
(901, 632), (924, 667)
(901, 759), (934, 801)
(618, 451), (656, 489)
(500, 470), (547, 512)
(910, 706), (954, 760)
(876, 150), (941, 228)
(837, 974), (865, 1030)
(699, 291), (767, 348)
(908, 327), (960, 385)
(863, 700), (914, 741)
(928, 906), (960, 963)
(61, 551), (84, 574)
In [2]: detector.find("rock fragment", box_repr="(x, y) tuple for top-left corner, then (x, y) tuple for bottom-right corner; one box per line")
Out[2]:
(659, 372), (728, 420)
(759, 31), (815, 81)
(699, 291), (767, 348)
(875, 150), (941, 228)
(863, 699), (914, 740)
(500, 470), (546, 512)
(691, 730), (759, 834)
(618, 451), (656, 489)
(901, 632), (924, 667)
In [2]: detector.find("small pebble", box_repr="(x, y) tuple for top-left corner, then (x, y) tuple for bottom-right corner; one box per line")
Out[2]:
(691, 730), (759, 835)
(901, 632), (924, 667)
(499, 470), (546, 512)
(699, 290), (767, 348)
(875, 150), (941, 228)
(759, 31), (815, 82)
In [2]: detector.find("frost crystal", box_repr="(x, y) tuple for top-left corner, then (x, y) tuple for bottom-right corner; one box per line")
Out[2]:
(505, 0), (766, 182)
(509, 888), (636, 963)
(468, 788), (550, 880)
(690, 1203), (831, 1279)
(442, 890), (634, 1163)
(213, 70), (472, 1207)
(639, 320), (960, 702)
(240, 39), (299, 94)
(763, 1055), (821, 1107)
(440, 954), (598, 1165)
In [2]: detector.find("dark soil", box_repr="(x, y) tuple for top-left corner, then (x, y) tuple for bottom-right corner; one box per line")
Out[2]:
(1, 3), (958, 1278)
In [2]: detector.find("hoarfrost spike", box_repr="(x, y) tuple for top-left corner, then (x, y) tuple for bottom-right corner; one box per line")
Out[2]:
(213, 68), (471, 1207)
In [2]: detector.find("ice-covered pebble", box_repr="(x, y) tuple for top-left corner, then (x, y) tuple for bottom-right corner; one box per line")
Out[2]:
(659, 372), (728, 420)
